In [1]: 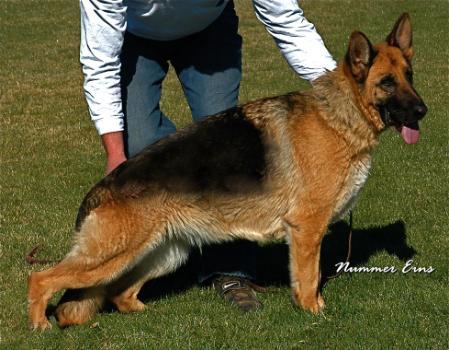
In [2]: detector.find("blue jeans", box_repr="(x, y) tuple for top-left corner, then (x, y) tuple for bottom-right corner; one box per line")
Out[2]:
(120, 1), (256, 283)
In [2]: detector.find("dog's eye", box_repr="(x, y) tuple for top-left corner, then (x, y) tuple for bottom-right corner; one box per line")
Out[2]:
(405, 69), (414, 83)
(379, 75), (396, 93)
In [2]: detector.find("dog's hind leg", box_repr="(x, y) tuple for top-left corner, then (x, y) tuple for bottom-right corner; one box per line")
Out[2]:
(54, 240), (190, 326)
(54, 238), (191, 326)
(27, 206), (171, 330)
(54, 287), (106, 327)
(110, 238), (191, 313)
(27, 250), (145, 330)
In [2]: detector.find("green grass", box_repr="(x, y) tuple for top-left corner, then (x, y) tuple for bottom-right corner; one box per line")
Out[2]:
(1, 0), (448, 349)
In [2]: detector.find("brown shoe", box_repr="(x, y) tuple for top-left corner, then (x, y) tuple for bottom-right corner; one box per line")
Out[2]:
(212, 276), (265, 312)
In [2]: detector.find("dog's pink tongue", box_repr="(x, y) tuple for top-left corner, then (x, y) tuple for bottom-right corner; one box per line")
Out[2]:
(401, 125), (420, 144)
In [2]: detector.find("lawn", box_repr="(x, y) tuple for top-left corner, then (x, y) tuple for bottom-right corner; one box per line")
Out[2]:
(0, 0), (448, 349)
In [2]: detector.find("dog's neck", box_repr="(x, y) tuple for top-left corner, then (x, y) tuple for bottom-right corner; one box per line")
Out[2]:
(312, 65), (382, 155)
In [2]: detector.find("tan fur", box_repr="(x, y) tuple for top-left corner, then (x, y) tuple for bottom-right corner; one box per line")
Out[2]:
(28, 14), (426, 330)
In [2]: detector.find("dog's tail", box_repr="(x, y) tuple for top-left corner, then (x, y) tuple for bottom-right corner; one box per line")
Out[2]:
(54, 288), (105, 327)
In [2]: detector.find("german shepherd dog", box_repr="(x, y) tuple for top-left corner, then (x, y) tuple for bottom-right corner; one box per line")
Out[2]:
(28, 13), (427, 330)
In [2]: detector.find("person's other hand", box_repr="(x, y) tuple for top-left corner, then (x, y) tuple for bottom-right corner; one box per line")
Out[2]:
(101, 131), (127, 175)
(106, 153), (127, 174)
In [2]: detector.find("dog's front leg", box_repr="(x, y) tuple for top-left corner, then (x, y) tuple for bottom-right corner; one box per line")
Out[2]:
(284, 210), (330, 314)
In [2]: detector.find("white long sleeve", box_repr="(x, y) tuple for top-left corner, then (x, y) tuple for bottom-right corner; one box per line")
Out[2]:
(80, 0), (127, 135)
(253, 0), (336, 81)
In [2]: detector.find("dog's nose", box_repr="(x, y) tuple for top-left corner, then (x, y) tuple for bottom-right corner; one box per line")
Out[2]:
(413, 103), (427, 119)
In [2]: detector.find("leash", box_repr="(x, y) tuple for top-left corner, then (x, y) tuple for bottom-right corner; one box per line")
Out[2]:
(25, 245), (56, 265)
(326, 210), (353, 280)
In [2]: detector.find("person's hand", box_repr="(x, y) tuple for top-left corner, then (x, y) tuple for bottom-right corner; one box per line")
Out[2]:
(106, 153), (127, 175)
(101, 131), (127, 175)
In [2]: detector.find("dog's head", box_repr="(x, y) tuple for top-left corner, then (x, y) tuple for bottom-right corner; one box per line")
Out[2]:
(345, 13), (427, 144)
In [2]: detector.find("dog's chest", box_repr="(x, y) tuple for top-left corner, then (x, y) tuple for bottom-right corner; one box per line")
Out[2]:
(332, 155), (371, 222)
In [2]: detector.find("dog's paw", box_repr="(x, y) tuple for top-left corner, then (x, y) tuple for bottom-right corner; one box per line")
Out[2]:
(291, 287), (325, 314)
(29, 318), (52, 331)
(113, 297), (146, 313)
(317, 293), (326, 311)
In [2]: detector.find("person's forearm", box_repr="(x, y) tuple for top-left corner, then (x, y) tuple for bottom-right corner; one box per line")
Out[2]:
(253, 0), (336, 81)
(80, 0), (128, 174)
(80, 0), (127, 135)
(101, 131), (127, 174)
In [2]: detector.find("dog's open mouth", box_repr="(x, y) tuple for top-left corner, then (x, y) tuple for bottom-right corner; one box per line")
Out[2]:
(396, 121), (420, 144)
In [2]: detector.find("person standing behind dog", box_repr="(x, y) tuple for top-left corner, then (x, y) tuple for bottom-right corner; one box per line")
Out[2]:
(79, 0), (336, 311)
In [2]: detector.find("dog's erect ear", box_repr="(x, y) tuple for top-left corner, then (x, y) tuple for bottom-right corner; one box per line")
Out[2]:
(346, 31), (376, 83)
(386, 13), (413, 61)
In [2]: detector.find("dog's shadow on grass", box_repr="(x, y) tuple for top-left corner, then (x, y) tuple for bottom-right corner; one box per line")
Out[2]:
(136, 219), (416, 302)
(257, 219), (417, 288)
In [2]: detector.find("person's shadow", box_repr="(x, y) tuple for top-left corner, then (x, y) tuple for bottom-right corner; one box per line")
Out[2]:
(136, 219), (417, 302)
